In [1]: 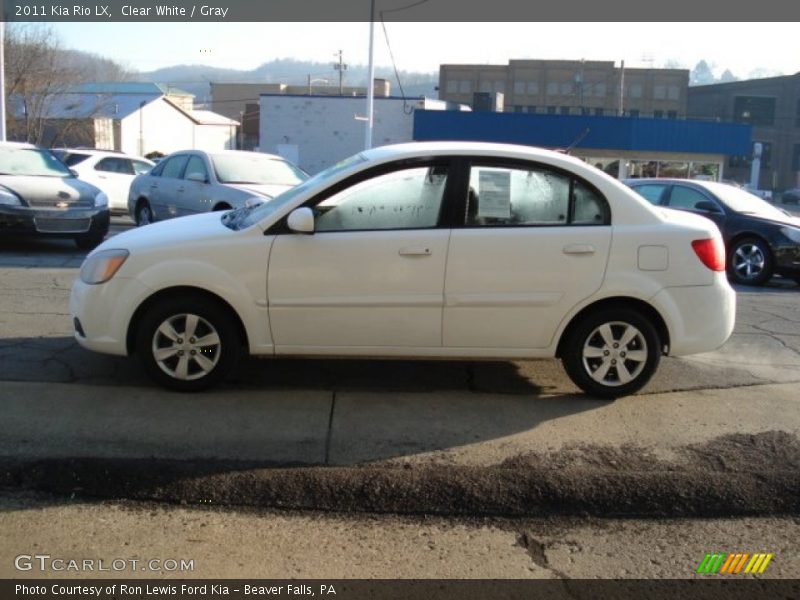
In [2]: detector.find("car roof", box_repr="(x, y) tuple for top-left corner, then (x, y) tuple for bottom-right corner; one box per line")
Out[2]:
(625, 178), (745, 195)
(362, 141), (580, 164)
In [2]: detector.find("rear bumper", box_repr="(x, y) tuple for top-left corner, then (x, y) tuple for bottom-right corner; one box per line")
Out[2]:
(650, 274), (736, 356)
(0, 205), (110, 237)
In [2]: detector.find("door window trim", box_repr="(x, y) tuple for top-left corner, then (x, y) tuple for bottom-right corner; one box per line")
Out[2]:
(267, 157), (463, 235)
(452, 157), (611, 228)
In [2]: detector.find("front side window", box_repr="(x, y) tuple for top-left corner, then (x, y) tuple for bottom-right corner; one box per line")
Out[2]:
(465, 164), (609, 227)
(631, 184), (667, 205)
(313, 165), (448, 232)
(132, 160), (152, 175)
(184, 156), (209, 181)
(161, 155), (189, 179)
(668, 185), (712, 210)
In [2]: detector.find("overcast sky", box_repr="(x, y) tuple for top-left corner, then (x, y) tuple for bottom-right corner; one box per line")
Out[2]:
(51, 22), (797, 79)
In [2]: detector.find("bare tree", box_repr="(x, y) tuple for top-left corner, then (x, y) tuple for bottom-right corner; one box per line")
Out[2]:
(4, 23), (131, 146)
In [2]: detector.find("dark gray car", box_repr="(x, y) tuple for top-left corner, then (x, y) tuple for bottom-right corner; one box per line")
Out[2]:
(0, 142), (110, 249)
(127, 149), (308, 226)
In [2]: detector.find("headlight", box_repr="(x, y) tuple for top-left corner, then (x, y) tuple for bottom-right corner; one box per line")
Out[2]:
(780, 226), (800, 244)
(0, 187), (21, 206)
(80, 249), (129, 285)
(94, 192), (109, 208)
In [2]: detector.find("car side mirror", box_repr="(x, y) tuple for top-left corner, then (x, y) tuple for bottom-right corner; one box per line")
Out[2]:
(287, 207), (314, 234)
(186, 172), (207, 183)
(695, 201), (721, 214)
(69, 168), (79, 178)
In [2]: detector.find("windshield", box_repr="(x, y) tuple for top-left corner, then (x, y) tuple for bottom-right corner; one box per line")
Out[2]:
(237, 153), (368, 230)
(210, 153), (308, 185)
(0, 147), (74, 178)
(708, 183), (790, 220)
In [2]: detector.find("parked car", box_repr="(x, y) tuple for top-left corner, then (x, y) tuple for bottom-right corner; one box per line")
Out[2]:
(71, 142), (735, 398)
(52, 149), (154, 214)
(0, 142), (109, 249)
(781, 188), (800, 205)
(127, 149), (308, 226)
(625, 178), (800, 286)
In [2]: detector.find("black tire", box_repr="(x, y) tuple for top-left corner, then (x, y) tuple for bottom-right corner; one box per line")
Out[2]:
(727, 237), (773, 286)
(135, 201), (154, 227)
(561, 308), (661, 399)
(135, 295), (242, 391)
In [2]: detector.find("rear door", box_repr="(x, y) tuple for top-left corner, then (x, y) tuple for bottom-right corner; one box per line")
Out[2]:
(443, 159), (612, 350)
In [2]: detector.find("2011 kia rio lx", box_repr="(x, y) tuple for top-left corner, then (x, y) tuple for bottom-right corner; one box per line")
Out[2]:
(69, 142), (736, 398)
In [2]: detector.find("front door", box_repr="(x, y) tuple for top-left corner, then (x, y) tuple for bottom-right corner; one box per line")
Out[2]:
(268, 162), (453, 352)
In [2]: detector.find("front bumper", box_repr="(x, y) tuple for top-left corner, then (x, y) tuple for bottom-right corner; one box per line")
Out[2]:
(773, 243), (800, 278)
(0, 205), (110, 237)
(70, 276), (154, 356)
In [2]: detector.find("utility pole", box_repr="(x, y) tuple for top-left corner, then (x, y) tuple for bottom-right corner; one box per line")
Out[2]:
(618, 59), (625, 116)
(364, 1), (375, 150)
(334, 50), (348, 96)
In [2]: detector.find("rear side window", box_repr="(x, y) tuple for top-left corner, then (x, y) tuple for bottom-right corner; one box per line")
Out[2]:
(465, 163), (610, 226)
(96, 157), (134, 175)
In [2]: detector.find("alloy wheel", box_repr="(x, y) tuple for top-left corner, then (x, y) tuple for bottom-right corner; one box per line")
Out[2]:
(151, 313), (221, 381)
(581, 321), (648, 387)
(732, 242), (765, 281)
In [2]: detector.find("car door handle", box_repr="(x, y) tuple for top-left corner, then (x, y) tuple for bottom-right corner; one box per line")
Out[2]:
(149, 184), (158, 189)
(177, 187), (185, 192)
(563, 244), (596, 255)
(399, 246), (432, 256)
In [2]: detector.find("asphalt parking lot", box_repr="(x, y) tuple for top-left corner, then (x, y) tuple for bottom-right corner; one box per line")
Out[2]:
(0, 215), (799, 514)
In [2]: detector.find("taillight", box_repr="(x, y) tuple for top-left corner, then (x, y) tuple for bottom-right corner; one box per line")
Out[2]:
(691, 238), (726, 271)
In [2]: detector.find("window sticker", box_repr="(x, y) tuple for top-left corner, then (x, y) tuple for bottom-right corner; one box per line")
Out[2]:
(477, 170), (512, 219)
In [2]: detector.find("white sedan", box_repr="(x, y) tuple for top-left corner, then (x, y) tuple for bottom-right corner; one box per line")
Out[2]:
(70, 142), (735, 398)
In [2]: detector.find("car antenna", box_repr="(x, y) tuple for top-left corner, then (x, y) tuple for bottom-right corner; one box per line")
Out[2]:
(558, 128), (590, 154)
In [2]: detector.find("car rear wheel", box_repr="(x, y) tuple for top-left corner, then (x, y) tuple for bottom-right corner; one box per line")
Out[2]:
(135, 201), (154, 227)
(728, 237), (772, 286)
(135, 295), (242, 391)
(561, 308), (661, 399)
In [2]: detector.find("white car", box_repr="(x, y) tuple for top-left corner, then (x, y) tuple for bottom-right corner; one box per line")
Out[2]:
(54, 149), (154, 213)
(70, 142), (736, 398)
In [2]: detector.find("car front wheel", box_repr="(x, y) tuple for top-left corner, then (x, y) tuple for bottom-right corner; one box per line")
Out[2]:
(135, 295), (242, 391)
(561, 308), (661, 399)
(728, 237), (772, 286)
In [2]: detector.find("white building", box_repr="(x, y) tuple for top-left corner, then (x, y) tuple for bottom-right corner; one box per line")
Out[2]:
(11, 83), (238, 155)
(259, 94), (468, 174)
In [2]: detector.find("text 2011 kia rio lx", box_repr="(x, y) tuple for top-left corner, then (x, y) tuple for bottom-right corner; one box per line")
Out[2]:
(69, 142), (736, 398)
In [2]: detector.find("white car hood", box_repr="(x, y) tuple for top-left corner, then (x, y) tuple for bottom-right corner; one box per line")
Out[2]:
(226, 182), (294, 199)
(94, 211), (232, 254)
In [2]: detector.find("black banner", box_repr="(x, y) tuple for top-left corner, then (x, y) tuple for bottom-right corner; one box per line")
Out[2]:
(4, 579), (800, 600)
(2, 0), (799, 23)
